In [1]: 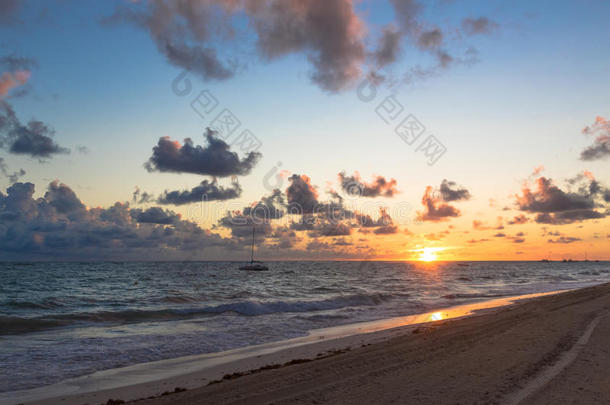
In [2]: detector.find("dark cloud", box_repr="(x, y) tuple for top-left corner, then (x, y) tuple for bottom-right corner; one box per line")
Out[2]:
(243, 189), (285, 220)
(548, 236), (581, 244)
(247, 0), (366, 92)
(338, 171), (399, 198)
(0, 102), (70, 158)
(157, 179), (242, 205)
(416, 185), (460, 222)
(104, 0), (236, 81)
(131, 207), (180, 224)
(310, 221), (352, 237)
(439, 179), (471, 202)
(515, 175), (607, 224)
(374, 24), (402, 67)
(461, 17), (498, 35)
(107, 0), (484, 93)
(217, 211), (273, 240)
(508, 214), (529, 225)
(286, 174), (319, 213)
(132, 186), (154, 205)
(108, 0), (365, 92)
(145, 129), (261, 177)
(580, 116), (610, 161)
(0, 181), (234, 260)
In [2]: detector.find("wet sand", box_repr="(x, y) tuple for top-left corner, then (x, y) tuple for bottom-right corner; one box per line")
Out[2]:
(12, 283), (610, 405)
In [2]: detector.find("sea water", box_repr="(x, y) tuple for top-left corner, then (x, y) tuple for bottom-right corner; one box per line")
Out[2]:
(1, 261), (609, 393)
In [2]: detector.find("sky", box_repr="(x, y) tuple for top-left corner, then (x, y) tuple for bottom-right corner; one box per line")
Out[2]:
(0, 0), (609, 261)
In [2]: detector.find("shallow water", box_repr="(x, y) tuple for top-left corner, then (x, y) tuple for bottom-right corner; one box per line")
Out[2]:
(1, 261), (609, 392)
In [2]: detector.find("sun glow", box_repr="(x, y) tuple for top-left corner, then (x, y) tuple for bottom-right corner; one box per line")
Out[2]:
(416, 247), (447, 262)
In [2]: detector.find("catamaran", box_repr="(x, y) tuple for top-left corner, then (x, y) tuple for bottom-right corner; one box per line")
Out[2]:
(239, 226), (269, 271)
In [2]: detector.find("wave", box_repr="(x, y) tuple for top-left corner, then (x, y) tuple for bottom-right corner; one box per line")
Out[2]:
(0, 292), (400, 335)
(5, 298), (64, 310)
(442, 293), (506, 300)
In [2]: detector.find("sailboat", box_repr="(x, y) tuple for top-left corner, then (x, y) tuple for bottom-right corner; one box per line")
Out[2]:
(239, 226), (269, 271)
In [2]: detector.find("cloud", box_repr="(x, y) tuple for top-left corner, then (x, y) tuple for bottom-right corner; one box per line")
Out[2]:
(580, 116), (610, 161)
(416, 185), (460, 222)
(338, 171), (399, 198)
(0, 157), (25, 183)
(0, 101), (70, 158)
(104, 0), (237, 81)
(417, 179), (470, 222)
(417, 28), (443, 49)
(508, 214), (529, 225)
(132, 186), (154, 204)
(108, 0), (366, 92)
(310, 221), (352, 237)
(286, 174), (319, 213)
(243, 189), (285, 220)
(0, 0), (20, 23)
(374, 24), (402, 67)
(157, 179), (242, 205)
(0, 55), (38, 72)
(461, 17), (498, 35)
(107, 0), (488, 92)
(0, 181), (234, 260)
(439, 179), (471, 202)
(515, 174), (608, 224)
(131, 207), (180, 224)
(145, 129), (261, 177)
(548, 236), (582, 244)
(0, 70), (30, 98)
(247, 0), (366, 92)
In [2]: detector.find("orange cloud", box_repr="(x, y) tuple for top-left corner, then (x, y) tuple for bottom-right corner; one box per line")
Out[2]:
(0, 70), (30, 98)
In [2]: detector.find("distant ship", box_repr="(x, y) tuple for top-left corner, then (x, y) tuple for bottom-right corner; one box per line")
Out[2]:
(239, 227), (269, 271)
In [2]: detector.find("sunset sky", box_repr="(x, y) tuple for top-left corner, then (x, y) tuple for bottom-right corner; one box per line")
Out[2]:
(1, 0), (609, 261)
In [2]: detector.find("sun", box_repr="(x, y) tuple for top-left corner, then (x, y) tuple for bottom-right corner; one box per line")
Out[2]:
(420, 248), (438, 262)
(414, 247), (445, 262)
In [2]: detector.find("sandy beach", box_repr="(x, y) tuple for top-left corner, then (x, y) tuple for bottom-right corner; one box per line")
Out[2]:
(8, 282), (609, 405)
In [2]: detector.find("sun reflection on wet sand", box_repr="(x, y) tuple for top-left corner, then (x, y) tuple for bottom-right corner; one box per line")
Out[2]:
(320, 290), (565, 337)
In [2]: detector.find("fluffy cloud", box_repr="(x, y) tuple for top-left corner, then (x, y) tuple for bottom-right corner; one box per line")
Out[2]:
(157, 179), (242, 205)
(417, 185), (460, 222)
(338, 171), (399, 198)
(107, 0), (494, 92)
(286, 174), (319, 213)
(0, 102), (70, 158)
(145, 129), (261, 177)
(515, 174), (608, 225)
(580, 116), (610, 161)
(0, 181), (234, 260)
(131, 207), (180, 224)
(439, 179), (471, 202)
(417, 180), (470, 222)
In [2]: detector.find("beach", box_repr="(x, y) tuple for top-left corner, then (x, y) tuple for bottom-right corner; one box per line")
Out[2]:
(9, 282), (610, 405)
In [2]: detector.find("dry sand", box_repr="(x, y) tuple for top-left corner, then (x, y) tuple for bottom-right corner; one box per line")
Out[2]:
(11, 283), (610, 405)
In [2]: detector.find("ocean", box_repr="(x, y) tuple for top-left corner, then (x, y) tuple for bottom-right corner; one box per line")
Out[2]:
(1, 261), (609, 393)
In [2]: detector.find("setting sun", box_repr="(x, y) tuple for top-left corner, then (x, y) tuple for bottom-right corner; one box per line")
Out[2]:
(417, 247), (444, 262)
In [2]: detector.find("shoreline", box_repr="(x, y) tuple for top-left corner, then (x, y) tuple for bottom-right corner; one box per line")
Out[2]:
(1, 288), (580, 405)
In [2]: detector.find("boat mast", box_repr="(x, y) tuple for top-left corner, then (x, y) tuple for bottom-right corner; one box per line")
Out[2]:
(250, 226), (255, 263)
